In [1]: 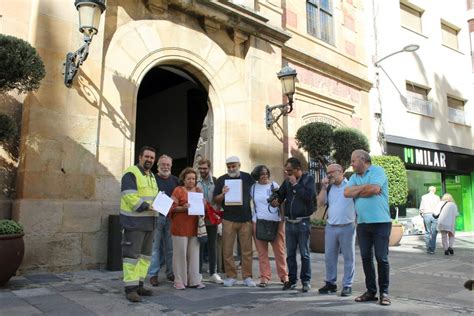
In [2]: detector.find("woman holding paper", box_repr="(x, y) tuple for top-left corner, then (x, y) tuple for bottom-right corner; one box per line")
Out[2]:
(170, 167), (206, 290)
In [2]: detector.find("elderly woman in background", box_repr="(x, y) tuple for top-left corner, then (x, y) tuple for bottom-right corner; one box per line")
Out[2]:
(250, 165), (288, 288)
(435, 193), (459, 256)
(170, 167), (206, 289)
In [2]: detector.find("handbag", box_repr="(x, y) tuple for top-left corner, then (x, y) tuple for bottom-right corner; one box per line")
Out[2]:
(205, 201), (223, 225)
(253, 183), (279, 242)
(256, 218), (279, 242)
(197, 215), (208, 243)
(433, 201), (448, 219)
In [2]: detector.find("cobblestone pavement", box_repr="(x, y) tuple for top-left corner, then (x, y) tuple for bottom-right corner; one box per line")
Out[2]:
(1, 234), (473, 315)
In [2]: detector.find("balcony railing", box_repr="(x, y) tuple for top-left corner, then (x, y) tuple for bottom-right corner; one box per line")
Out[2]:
(406, 97), (433, 116)
(448, 107), (468, 125)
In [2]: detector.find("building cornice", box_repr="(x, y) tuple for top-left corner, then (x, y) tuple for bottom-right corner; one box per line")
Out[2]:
(282, 45), (373, 92)
(145, 0), (292, 47)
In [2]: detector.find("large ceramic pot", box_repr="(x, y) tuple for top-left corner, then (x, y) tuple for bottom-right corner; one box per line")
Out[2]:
(389, 223), (403, 247)
(0, 233), (25, 286)
(310, 225), (325, 253)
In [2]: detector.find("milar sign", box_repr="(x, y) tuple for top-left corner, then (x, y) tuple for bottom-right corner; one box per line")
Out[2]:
(404, 147), (446, 168)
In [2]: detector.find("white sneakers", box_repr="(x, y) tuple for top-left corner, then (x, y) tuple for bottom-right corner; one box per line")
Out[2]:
(223, 278), (236, 287)
(243, 277), (256, 287)
(209, 273), (224, 284)
(223, 277), (256, 287)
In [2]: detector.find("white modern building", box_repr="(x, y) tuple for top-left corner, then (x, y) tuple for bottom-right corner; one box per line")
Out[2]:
(366, 0), (474, 232)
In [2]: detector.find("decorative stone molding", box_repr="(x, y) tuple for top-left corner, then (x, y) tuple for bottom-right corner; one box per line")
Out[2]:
(229, 29), (249, 45)
(144, 0), (169, 14)
(202, 17), (221, 34)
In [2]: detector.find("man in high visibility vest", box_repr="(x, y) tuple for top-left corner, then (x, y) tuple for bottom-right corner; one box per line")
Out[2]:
(120, 146), (159, 302)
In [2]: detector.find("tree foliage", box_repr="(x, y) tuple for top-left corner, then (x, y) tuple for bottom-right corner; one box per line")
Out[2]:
(295, 122), (333, 161)
(0, 34), (45, 94)
(0, 113), (18, 142)
(372, 155), (408, 207)
(332, 127), (370, 170)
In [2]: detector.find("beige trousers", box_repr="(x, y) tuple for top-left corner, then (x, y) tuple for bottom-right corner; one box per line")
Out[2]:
(222, 219), (253, 279)
(172, 235), (202, 287)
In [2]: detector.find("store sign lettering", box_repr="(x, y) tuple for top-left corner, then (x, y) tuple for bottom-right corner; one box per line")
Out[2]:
(404, 147), (446, 168)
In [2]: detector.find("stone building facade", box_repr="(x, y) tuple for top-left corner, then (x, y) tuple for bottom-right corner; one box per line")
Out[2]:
(1, 0), (371, 271)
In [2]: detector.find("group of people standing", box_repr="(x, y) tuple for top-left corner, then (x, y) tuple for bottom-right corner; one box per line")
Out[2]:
(419, 186), (459, 255)
(119, 147), (394, 307)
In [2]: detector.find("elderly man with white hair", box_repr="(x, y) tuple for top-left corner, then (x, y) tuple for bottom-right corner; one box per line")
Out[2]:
(213, 156), (256, 287)
(419, 186), (441, 254)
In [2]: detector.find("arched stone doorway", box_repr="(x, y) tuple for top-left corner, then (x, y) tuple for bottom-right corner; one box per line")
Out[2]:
(135, 66), (211, 175)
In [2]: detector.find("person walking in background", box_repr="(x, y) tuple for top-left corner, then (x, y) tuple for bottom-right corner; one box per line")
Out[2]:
(419, 186), (441, 254)
(344, 150), (392, 306)
(250, 165), (288, 288)
(435, 193), (459, 256)
(149, 155), (178, 286)
(214, 156), (256, 287)
(272, 157), (316, 293)
(170, 167), (206, 290)
(120, 146), (158, 302)
(317, 164), (356, 297)
(197, 158), (223, 284)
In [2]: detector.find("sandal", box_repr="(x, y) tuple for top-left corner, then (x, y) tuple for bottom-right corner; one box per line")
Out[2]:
(379, 294), (391, 306)
(258, 282), (268, 288)
(355, 291), (378, 302)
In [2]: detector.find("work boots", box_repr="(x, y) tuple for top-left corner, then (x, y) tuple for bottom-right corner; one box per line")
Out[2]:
(125, 291), (142, 303)
(138, 282), (153, 296)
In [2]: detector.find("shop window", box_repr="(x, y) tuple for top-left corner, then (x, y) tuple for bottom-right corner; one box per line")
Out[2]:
(406, 82), (433, 116)
(441, 22), (459, 50)
(447, 96), (468, 125)
(307, 0), (334, 44)
(400, 2), (423, 33)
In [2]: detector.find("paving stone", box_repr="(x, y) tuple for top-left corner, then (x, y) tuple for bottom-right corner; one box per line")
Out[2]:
(25, 273), (65, 284)
(24, 294), (95, 315)
(13, 287), (55, 298)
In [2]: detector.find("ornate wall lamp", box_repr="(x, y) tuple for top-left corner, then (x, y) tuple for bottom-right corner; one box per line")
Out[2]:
(265, 66), (298, 129)
(64, 0), (106, 87)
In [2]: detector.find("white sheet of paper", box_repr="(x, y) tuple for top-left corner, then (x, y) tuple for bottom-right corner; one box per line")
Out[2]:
(224, 179), (243, 205)
(188, 192), (205, 215)
(152, 192), (174, 216)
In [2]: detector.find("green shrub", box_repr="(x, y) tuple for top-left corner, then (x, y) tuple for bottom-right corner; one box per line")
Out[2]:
(332, 127), (370, 170)
(295, 122), (333, 160)
(310, 218), (326, 226)
(0, 219), (24, 235)
(372, 155), (408, 207)
(0, 34), (45, 94)
(0, 113), (18, 142)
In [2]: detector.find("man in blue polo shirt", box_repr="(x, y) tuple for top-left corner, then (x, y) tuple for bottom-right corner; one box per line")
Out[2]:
(344, 150), (391, 306)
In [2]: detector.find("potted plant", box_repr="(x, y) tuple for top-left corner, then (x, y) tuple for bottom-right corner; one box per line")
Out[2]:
(372, 156), (408, 246)
(0, 219), (25, 286)
(310, 218), (326, 253)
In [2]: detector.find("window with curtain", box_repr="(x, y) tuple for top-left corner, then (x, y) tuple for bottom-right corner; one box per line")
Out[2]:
(400, 2), (423, 33)
(441, 22), (459, 50)
(307, 0), (334, 44)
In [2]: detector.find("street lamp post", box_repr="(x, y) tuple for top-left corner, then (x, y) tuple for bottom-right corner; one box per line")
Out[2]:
(374, 44), (419, 153)
(265, 66), (298, 129)
(63, 0), (106, 87)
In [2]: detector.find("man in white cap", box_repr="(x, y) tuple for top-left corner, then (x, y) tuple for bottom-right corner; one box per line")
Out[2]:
(214, 156), (256, 287)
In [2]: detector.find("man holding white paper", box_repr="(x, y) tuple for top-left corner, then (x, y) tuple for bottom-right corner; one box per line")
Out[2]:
(214, 156), (256, 287)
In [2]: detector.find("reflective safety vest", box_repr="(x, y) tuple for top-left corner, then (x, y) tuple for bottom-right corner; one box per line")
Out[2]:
(120, 165), (158, 218)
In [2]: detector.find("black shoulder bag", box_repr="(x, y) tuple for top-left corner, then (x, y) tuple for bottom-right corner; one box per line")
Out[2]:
(253, 183), (279, 242)
(433, 201), (448, 219)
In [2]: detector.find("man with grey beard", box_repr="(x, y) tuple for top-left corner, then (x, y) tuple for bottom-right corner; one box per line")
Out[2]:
(148, 155), (179, 286)
(214, 156), (256, 287)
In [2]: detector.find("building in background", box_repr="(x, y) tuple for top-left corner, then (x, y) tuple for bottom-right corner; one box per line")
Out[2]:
(367, 0), (474, 233)
(0, 0), (371, 271)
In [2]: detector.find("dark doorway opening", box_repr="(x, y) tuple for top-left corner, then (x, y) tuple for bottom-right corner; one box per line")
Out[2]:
(135, 66), (209, 176)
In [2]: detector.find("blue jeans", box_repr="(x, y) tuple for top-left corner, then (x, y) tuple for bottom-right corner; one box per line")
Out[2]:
(285, 219), (311, 284)
(325, 223), (356, 287)
(148, 215), (173, 278)
(357, 222), (391, 296)
(423, 214), (438, 252)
